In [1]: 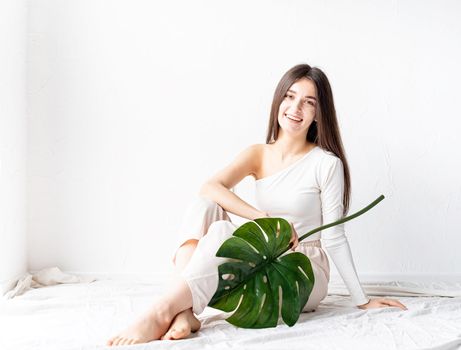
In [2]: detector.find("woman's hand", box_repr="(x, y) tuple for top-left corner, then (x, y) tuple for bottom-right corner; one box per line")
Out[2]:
(357, 298), (408, 310)
(253, 211), (270, 220)
(255, 215), (298, 251)
(289, 223), (299, 251)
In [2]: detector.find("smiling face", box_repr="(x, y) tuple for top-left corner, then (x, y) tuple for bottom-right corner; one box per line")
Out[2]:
(277, 77), (318, 138)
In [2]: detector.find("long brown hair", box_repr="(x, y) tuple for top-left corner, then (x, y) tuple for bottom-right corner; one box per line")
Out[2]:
(265, 64), (351, 215)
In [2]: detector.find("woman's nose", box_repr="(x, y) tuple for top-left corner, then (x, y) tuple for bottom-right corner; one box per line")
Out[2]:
(290, 98), (303, 111)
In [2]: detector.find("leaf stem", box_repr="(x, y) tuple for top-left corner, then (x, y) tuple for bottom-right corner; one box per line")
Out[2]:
(278, 194), (385, 257)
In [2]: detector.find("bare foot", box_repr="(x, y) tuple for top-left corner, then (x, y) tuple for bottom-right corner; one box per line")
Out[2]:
(107, 302), (173, 346)
(160, 308), (201, 341)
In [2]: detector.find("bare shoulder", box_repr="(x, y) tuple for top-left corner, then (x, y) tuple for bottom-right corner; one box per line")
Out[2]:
(242, 143), (264, 154)
(249, 143), (273, 158)
(203, 143), (264, 189)
(236, 143), (265, 174)
(236, 143), (265, 159)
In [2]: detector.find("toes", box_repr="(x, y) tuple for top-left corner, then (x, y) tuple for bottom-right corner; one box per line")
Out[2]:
(121, 338), (131, 345)
(107, 336), (119, 346)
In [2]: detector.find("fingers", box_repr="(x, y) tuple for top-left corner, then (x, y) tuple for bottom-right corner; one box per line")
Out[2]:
(288, 241), (298, 251)
(381, 298), (408, 310)
(359, 298), (408, 311)
(388, 299), (408, 310)
(293, 236), (299, 251)
(290, 223), (299, 250)
(289, 223), (294, 245)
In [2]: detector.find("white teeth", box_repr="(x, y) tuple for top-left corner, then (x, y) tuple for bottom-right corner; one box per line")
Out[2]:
(285, 114), (302, 122)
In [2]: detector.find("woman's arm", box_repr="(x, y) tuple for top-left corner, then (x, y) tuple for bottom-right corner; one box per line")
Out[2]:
(319, 156), (370, 306)
(319, 156), (407, 310)
(199, 144), (268, 221)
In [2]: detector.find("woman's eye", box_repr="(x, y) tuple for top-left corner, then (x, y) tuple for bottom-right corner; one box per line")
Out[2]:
(285, 94), (294, 99)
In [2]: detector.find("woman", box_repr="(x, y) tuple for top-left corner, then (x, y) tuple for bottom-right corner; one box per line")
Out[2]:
(107, 63), (407, 346)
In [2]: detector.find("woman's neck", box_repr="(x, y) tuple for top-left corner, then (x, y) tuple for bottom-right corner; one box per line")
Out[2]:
(272, 131), (313, 159)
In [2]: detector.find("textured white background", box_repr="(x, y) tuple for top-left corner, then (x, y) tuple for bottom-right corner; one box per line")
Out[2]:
(0, 0), (27, 292)
(2, 0), (461, 287)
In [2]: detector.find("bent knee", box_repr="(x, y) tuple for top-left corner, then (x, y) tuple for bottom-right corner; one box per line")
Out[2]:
(198, 220), (237, 248)
(208, 220), (236, 233)
(179, 239), (199, 249)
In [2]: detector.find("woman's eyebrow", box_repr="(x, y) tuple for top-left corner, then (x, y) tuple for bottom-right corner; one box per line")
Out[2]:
(287, 89), (317, 101)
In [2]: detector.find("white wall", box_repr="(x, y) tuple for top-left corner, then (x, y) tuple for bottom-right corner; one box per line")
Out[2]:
(0, 0), (27, 293)
(27, 0), (461, 281)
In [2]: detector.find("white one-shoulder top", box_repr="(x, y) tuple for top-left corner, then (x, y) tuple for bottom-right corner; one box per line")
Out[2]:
(254, 145), (369, 306)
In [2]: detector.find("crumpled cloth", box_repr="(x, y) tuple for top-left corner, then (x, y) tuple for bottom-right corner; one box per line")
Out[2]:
(328, 279), (461, 298)
(3, 267), (96, 299)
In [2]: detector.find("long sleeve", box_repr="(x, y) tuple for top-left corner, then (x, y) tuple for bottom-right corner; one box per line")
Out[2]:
(319, 156), (369, 306)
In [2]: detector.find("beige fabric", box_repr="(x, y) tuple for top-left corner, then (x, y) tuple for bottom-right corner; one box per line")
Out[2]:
(173, 196), (330, 315)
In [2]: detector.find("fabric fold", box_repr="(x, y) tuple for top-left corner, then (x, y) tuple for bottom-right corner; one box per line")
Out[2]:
(3, 267), (96, 299)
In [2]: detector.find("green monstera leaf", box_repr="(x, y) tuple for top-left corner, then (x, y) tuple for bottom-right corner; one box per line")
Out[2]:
(208, 217), (314, 328)
(208, 195), (385, 329)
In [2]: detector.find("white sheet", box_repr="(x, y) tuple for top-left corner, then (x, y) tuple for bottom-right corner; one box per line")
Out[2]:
(328, 280), (461, 298)
(1, 278), (461, 350)
(3, 267), (96, 299)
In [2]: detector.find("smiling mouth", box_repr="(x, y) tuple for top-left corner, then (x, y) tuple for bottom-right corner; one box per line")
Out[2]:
(285, 113), (303, 123)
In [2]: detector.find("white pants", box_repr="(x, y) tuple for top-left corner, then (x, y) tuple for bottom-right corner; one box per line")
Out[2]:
(172, 196), (330, 315)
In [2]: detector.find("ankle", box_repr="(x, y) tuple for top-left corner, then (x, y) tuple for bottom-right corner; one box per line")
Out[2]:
(148, 300), (175, 321)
